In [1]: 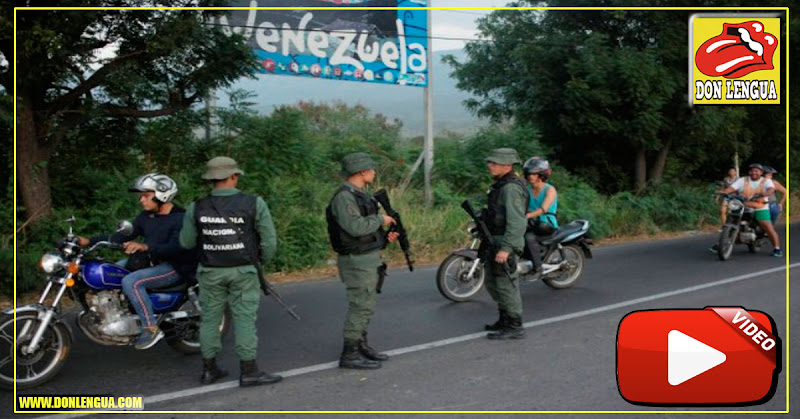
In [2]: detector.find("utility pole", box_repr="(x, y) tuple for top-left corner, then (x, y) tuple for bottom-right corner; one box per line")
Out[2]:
(205, 88), (218, 142)
(423, 1), (434, 208)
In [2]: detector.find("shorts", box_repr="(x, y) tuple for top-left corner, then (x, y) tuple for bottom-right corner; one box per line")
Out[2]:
(754, 208), (771, 222)
(769, 203), (781, 224)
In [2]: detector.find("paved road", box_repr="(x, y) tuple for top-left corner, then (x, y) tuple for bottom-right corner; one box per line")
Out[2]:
(6, 224), (796, 417)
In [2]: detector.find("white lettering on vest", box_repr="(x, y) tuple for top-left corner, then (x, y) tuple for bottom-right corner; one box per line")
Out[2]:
(202, 243), (246, 251)
(202, 229), (238, 236)
(199, 216), (245, 224)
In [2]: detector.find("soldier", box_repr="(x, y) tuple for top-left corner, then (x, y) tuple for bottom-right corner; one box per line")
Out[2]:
(482, 148), (529, 340)
(326, 152), (399, 369)
(179, 156), (282, 387)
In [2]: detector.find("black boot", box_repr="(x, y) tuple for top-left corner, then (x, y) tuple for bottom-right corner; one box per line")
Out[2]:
(484, 309), (509, 331)
(487, 315), (526, 340)
(200, 358), (228, 385)
(359, 331), (389, 361)
(239, 360), (283, 387)
(339, 339), (381, 369)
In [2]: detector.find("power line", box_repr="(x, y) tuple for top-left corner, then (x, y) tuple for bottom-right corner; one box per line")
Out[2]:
(202, 21), (491, 43)
(436, 9), (487, 17)
(201, 21), (576, 47)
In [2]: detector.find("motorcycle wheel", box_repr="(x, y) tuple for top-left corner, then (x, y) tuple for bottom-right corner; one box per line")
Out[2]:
(436, 253), (485, 302)
(0, 312), (72, 390)
(542, 245), (584, 289)
(165, 305), (232, 355)
(717, 226), (736, 261)
(748, 237), (765, 253)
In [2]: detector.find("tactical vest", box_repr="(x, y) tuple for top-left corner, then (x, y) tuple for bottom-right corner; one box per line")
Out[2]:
(326, 185), (385, 255)
(485, 173), (528, 236)
(194, 193), (258, 267)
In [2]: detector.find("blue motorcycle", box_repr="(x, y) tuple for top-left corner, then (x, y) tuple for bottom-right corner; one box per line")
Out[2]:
(0, 218), (230, 389)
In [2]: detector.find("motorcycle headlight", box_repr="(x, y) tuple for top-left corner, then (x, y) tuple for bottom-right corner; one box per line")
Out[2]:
(39, 252), (64, 274)
(728, 199), (743, 212)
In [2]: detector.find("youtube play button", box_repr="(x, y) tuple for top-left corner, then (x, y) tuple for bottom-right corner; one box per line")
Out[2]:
(617, 307), (780, 406)
(668, 330), (726, 385)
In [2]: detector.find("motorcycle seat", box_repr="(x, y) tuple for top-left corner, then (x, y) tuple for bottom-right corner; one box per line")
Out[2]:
(149, 281), (190, 293)
(540, 220), (588, 245)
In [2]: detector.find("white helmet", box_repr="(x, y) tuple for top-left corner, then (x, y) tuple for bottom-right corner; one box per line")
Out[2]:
(129, 173), (177, 204)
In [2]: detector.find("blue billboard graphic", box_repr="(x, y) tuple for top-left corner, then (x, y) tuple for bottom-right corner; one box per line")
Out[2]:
(210, 0), (429, 87)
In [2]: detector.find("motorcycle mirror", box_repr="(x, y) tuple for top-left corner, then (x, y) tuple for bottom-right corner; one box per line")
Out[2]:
(116, 220), (134, 236)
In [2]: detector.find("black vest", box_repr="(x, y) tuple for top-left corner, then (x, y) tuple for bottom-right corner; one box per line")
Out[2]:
(326, 185), (385, 255)
(485, 173), (528, 236)
(194, 193), (258, 267)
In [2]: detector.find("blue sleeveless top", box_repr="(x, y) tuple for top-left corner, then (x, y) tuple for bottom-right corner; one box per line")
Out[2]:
(527, 184), (558, 227)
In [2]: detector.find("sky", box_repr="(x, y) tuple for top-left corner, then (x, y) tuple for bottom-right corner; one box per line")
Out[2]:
(429, 0), (512, 51)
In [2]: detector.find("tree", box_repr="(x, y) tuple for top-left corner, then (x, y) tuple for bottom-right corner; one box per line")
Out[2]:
(445, 0), (790, 193)
(2, 0), (257, 223)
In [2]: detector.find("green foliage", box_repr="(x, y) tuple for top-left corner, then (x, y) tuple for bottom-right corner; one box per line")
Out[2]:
(5, 99), (786, 297)
(8, 1), (259, 223)
(445, 0), (791, 193)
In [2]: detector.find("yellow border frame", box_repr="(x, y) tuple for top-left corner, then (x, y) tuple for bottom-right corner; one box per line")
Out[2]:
(12, 4), (790, 415)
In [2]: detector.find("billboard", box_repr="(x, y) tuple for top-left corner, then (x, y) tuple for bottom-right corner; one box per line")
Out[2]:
(210, 0), (429, 87)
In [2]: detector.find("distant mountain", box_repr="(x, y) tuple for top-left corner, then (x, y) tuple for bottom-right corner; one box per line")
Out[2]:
(219, 49), (485, 136)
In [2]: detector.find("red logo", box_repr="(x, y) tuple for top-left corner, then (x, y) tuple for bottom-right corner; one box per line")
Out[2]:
(261, 59), (276, 73)
(696, 21), (778, 78)
(617, 307), (780, 406)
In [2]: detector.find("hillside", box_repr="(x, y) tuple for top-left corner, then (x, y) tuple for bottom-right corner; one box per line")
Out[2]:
(221, 49), (484, 136)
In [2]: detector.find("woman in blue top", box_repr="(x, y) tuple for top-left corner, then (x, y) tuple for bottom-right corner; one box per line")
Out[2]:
(525, 158), (558, 228)
(522, 157), (558, 278)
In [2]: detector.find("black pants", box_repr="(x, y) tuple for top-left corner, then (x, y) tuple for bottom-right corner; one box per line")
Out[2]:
(524, 232), (542, 272)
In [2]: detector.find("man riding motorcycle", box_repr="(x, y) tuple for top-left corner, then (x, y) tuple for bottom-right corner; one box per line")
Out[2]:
(78, 173), (198, 348)
(716, 163), (782, 257)
(522, 157), (559, 280)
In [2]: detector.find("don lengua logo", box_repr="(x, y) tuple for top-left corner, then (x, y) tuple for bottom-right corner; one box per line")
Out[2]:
(689, 15), (781, 105)
(696, 21), (777, 78)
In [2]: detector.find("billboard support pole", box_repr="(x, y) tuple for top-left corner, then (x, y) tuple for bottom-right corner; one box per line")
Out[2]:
(205, 88), (217, 142)
(423, 2), (434, 208)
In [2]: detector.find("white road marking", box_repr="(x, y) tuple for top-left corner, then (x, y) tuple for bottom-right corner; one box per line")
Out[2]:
(29, 263), (793, 418)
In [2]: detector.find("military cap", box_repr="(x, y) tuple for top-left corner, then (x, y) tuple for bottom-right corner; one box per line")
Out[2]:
(201, 156), (244, 180)
(486, 148), (521, 165)
(340, 152), (377, 177)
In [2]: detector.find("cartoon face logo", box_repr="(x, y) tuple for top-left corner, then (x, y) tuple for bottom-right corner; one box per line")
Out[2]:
(289, 62), (299, 73)
(696, 21), (778, 78)
(333, 67), (342, 77)
(310, 64), (322, 77)
(354, 68), (364, 79)
(261, 59), (276, 73)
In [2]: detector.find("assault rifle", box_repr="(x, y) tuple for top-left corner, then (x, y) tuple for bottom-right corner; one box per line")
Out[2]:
(460, 200), (515, 277)
(373, 189), (414, 293)
(254, 261), (301, 320)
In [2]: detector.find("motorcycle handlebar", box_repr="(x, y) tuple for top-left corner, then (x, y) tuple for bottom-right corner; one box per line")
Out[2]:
(86, 241), (124, 253)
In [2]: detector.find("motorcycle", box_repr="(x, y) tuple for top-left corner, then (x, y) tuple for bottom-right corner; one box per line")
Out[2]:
(0, 217), (230, 390)
(716, 193), (769, 261)
(436, 201), (593, 302)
